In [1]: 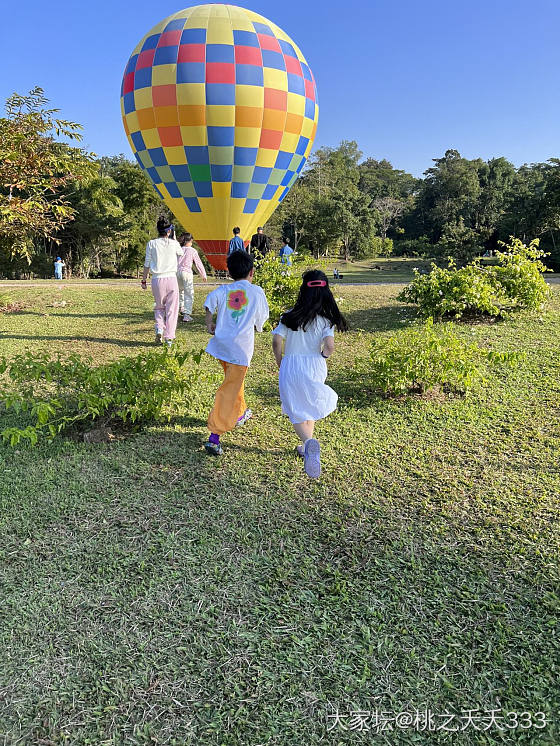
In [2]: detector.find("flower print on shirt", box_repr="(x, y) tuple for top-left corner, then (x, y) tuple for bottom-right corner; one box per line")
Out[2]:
(228, 289), (248, 323)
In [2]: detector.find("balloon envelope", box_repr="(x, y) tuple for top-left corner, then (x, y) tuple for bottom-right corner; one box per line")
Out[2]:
(121, 4), (318, 269)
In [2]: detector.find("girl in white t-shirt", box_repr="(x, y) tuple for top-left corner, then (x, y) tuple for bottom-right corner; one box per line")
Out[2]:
(272, 270), (348, 478)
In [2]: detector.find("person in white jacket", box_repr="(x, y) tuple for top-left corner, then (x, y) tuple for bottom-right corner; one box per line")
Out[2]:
(141, 217), (183, 346)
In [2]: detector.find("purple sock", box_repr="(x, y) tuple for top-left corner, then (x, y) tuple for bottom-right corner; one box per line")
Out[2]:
(209, 433), (220, 445)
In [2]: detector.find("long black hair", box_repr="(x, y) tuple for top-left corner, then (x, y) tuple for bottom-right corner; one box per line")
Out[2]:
(281, 269), (348, 332)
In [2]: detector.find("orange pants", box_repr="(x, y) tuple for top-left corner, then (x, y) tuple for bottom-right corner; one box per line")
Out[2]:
(208, 359), (248, 435)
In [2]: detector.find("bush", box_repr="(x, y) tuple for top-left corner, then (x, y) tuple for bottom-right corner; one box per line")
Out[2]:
(399, 238), (550, 320)
(370, 236), (393, 257)
(357, 319), (522, 397)
(0, 346), (204, 446)
(491, 237), (551, 310)
(398, 260), (501, 319)
(253, 252), (302, 325)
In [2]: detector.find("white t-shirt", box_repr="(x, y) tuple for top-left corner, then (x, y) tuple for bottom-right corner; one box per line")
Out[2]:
(205, 280), (269, 366)
(272, 316), (335, 355)
(144, 237), (183, 278)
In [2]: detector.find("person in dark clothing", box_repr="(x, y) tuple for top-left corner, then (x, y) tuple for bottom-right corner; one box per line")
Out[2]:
(250, 227), (271, 258)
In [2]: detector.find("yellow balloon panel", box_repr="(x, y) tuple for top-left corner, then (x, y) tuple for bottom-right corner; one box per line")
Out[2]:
(121, 4), (318, 269)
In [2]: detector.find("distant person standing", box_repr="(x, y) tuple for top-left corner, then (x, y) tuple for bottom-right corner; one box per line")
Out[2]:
(54, 257), (65, 280)
(279, 237), (294, 266)
(228, 226), (245, 255)
(250, 226), (270, 258)
(141, 217), (183, 347)
(177, 232), (207, 323)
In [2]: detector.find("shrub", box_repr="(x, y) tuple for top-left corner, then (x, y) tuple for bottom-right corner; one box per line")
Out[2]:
(399, 238), (550, 320)
(491, 237), (551, 311)
(357, 319), (522, 397)
(370, 236), (394, 257)
(398, 260), (501, 319)
(253, 252), (302, 325)
(0, 346), (204, 446)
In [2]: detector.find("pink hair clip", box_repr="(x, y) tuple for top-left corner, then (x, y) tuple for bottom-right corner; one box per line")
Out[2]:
(307, 280), (327, 287)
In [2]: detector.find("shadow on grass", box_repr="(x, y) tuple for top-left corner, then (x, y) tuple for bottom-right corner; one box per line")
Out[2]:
(1, 334), (155, 348)
(0, 414), (211, 459)
(221, 442), (288, 457)
(344, 304), (413, 333)
(328, 376), (382, 411)
(250, 378), (280, 401)
(13, 311), (154, 325)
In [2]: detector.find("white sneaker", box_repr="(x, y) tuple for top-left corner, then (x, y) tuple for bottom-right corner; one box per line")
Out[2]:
(182, 315), (193, 323)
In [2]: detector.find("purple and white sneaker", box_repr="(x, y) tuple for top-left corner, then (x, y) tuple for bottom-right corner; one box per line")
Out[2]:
(303, 438), (321, 478)
(236, 408), (253, 427)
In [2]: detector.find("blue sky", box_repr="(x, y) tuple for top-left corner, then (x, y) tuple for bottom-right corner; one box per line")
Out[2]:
(1, 0), (559, 176)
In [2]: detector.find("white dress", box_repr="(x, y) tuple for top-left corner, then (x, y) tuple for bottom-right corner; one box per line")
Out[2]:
(272, 316), (338, 424)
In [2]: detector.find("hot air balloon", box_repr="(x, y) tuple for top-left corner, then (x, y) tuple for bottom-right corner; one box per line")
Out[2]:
(121, 4), (318, 270)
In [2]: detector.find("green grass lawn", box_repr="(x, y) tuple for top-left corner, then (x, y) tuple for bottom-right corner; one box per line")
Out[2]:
(320, 257), (427, 285)
(1, 282), (559, 745)
(321, 257), (560, 286)
(1, 256), (557, 289)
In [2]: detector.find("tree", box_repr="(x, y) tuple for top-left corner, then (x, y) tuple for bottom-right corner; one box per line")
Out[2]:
(373, 196), (405, 240)
(301, 141), (375, 259)
(102, 156), (167, 274)
(358, 158), (419, 200)
(497, 163), (549, 244)
(0, 87), (95, 260)
(331, 182), (374, 260)
(419, 149), (483, 243)
(434, 218), (481, 265)
(266, 178), (313, 252)
(56, 168), (125, 277)
(472, 157), (516, 252)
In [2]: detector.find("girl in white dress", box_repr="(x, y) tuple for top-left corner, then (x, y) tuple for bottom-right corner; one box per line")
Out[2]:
(272, 270), (348, 478)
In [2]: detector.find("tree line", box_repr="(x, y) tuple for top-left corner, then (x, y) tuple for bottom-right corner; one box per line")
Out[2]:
(1, 89), (559, 278)
(270, 141), (560, 270)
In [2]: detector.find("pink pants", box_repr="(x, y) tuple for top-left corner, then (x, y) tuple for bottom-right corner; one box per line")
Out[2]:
(151, 276), (179, 340)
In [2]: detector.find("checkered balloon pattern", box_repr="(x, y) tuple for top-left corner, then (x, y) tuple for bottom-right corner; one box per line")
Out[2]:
(121, 4), (318, 270)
